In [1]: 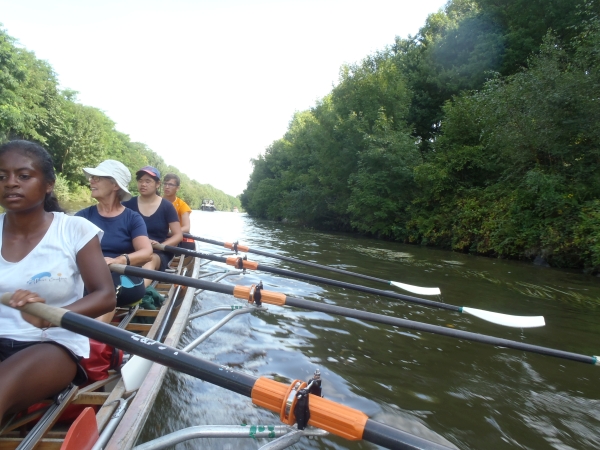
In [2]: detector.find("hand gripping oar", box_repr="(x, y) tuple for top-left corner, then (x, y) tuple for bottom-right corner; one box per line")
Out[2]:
(0, 294), (452, 450)
(183, 233), (441, 296)
(157, 244), (545, 328)
(110, 265), (597, 366)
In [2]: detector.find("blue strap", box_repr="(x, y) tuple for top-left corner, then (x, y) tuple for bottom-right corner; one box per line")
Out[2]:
(120, 275), (144, 289)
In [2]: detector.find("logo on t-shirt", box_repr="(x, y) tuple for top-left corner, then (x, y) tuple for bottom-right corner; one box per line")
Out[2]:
(27, 272), (67, 285)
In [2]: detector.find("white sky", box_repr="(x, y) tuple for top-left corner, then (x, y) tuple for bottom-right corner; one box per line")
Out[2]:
(0, 0), (447, 197)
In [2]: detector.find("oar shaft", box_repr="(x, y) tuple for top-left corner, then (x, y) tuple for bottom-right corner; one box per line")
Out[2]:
(110, 265), (598, 366)
(184, 235), (223, 248)
(183, 233), (406, 287)
(158, 244), (459, 312)
(0, 293), (255, 395)
(249, 248), (389, 284)
(282, 297), (596, 365)
(68, 312), (257, 394)
(254, 263), (457, 311)
(113, 263), (234, 294)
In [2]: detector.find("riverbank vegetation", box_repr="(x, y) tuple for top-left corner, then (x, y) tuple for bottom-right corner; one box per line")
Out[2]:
(241, 0), (600, 272)
(0, 28), (241, 212)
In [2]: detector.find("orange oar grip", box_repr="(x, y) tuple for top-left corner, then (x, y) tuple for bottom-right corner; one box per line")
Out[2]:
(224, 242), (250, 252)
(233, 285), (252, 301)
(251, 377), (368, 441)
(225, 256), (259, 270)
(233, 286), (286, 306)
(261, 290), (287, 306)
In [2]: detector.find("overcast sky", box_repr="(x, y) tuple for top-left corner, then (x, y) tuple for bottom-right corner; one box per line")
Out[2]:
(0, 0), (447, 197)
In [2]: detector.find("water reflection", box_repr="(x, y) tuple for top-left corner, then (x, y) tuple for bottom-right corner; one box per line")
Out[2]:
(141, 211), (600, 449)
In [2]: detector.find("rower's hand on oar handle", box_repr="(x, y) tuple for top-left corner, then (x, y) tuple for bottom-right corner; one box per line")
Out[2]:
(152, 242), (166, 251)
(104, 255), (127, 265)
(3, 290), (53, 329)
(1, 292), (65, 328)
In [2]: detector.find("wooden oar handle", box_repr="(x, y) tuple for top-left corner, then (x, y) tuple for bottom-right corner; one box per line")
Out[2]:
(0, 292), (66, 327)
(152, 243), (167, 251)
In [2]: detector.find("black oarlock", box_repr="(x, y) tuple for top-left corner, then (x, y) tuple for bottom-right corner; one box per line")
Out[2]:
(254, 281), (263, 307)
(294, 388), (310, 430)
(307, 369), (323, 397)
(235, 255), (249, 273)
(235, 257), (243, 270)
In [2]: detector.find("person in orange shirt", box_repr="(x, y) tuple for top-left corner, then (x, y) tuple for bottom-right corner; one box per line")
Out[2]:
(162, 174), (195, 250)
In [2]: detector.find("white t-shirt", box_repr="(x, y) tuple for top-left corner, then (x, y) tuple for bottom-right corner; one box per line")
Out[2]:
(0, 212), (103, 358)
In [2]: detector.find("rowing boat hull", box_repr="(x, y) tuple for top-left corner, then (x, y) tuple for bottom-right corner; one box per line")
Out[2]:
(104, 255), (199, 448)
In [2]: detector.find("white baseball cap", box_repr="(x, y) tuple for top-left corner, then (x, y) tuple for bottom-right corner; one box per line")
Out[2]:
(83, 160), (133, 201)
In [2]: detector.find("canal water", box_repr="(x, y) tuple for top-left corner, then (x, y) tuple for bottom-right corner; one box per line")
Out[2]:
(140, 211), (600, 449)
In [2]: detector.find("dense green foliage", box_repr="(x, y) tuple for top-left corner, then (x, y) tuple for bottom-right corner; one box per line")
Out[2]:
(242, 0), (600, 271)
(0, 27), (240, 211)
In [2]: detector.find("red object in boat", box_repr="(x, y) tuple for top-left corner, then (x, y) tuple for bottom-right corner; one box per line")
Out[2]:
(60, 407), (99, 450)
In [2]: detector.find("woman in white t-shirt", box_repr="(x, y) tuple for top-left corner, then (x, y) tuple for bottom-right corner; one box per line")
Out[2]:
(0, 140), (115, 420)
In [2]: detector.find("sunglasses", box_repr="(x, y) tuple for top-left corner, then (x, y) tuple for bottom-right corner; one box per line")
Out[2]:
(88, 175), (111, 182)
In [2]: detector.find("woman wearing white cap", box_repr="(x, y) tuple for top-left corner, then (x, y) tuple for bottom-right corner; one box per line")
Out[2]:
(75, 160), (153, 315)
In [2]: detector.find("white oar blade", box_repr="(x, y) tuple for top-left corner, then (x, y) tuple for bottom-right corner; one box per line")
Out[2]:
(390, 281), (441, 296)
(462, 307), (545, 328)
(122, 355), (154, 393)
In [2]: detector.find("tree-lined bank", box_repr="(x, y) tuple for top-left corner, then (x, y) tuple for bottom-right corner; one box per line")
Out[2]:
(241, 0), (600, 272)
(0, 26), (240, 212)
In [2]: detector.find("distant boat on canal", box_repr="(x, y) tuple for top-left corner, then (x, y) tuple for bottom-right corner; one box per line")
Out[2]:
(201, 199), (216, 211)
